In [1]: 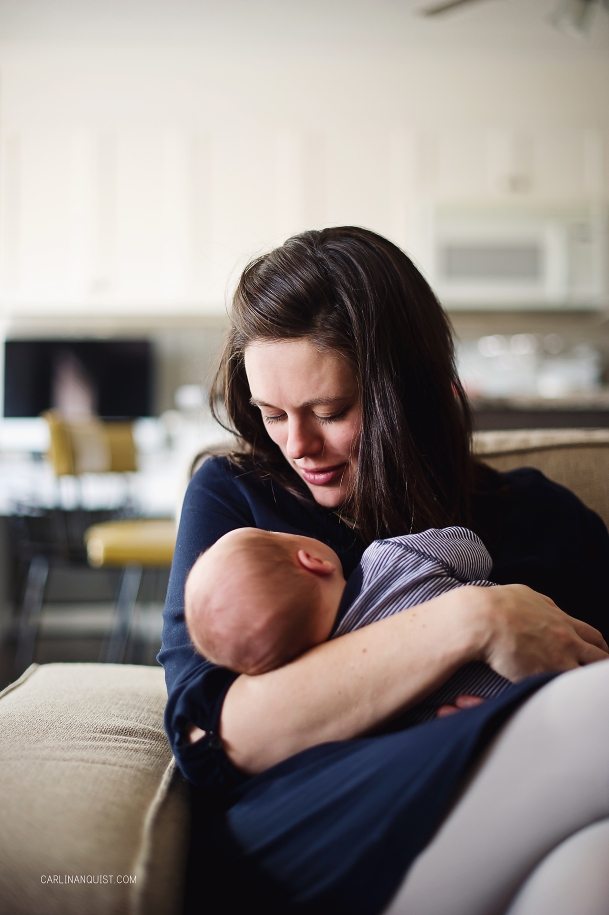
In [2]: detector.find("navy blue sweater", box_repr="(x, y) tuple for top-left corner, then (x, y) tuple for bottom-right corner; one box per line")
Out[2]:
(160, 456), (609, 794)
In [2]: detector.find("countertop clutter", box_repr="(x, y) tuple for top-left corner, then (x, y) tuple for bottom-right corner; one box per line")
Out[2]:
(457, 332), (609, 428)
(471, 394), (609, 429)
(458, 333), (603, 400)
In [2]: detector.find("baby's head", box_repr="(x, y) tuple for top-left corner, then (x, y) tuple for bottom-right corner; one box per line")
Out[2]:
(185, 528), (346, 675)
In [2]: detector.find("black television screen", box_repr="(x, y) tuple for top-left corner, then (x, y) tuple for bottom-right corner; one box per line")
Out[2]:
(4, 339), (153, 419)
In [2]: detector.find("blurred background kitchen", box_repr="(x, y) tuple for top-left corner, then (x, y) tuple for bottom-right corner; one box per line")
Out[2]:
(0, 0), (607, 684)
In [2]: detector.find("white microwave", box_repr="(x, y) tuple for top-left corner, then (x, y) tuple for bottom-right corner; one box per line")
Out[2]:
(415, 206), (608, 311)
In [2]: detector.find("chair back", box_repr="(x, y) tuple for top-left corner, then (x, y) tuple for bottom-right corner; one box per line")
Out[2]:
(43, 411), (137, 476)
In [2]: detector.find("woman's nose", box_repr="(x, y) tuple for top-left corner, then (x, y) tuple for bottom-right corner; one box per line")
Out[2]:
(285, 418), (322, 460)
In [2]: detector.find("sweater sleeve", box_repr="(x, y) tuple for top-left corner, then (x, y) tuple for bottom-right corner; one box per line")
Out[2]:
(159, 457), (256, 791)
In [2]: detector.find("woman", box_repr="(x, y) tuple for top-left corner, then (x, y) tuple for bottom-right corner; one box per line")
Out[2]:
(160, 227), (609, 914)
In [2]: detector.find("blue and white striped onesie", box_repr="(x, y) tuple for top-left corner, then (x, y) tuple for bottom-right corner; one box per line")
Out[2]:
(331, 526), (512, 724)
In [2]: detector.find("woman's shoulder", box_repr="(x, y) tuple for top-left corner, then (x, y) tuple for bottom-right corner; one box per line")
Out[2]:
(190, 454), (366, 576)
(476, 463), (601, 521)
(501, 464), (570, 495)
(474, 462), (608, 557)
(498, 465), (609, 561)
(477, 465), (609, 623)
(498, 465), (603, 522)
(192, 453), (249, 485)
(188, 454), (266, 506)
(186, 454), (315, 536)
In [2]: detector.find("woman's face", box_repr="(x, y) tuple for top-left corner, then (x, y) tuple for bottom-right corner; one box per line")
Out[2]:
(244, 339), (361, 509)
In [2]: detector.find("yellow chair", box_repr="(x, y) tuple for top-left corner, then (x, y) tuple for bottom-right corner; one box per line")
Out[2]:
(85, 519), (176, 568)
(41, 411), (176, 664)
(13, 413), (139, 674)
(44, 409), (137, 476)
(85, 519), (176, 663)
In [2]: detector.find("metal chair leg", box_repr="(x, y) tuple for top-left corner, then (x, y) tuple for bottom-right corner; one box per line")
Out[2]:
(102, 563), (143, 664)
(129, 569), (160, 665)
(14, 554), (50, 674)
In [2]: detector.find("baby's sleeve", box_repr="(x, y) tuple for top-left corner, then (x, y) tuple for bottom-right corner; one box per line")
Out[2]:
(401, 527), (493, 583)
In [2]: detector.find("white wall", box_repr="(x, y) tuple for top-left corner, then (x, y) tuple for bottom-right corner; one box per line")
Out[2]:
(0, 0), (608, 320)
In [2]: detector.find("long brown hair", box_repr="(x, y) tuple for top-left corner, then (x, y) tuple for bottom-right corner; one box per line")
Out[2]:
(210, 226), (484, 544)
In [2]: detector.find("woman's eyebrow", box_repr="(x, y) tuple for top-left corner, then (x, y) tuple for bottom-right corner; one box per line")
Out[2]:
(250, 396), (350, 408)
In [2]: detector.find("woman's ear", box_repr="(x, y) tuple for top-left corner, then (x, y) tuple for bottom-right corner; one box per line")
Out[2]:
(296, 549), (336, 577)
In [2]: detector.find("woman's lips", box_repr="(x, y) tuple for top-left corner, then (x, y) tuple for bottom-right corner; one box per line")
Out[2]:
(299, 464), (347, 486)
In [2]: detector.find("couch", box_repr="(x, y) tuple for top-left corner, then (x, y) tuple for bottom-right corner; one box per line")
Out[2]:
(1, 428), (608, 915)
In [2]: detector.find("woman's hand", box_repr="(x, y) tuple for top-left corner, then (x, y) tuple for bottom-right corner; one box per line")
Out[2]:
(461, 584), (609, 681)
(186, 724), (206, 744)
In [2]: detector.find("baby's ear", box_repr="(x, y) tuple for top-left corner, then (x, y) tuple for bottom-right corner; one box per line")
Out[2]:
(296, 549), (336, 577)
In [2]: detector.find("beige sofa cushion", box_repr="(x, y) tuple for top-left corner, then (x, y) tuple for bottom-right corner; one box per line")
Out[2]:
(0, 663), (189, 915)
(474, 428), (609, 529)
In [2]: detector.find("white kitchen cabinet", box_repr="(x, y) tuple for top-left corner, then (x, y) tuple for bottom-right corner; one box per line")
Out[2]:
(1, 123), (606, 315)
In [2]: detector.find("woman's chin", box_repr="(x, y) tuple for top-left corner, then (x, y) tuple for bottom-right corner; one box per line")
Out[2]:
(305, 484), (349, 510)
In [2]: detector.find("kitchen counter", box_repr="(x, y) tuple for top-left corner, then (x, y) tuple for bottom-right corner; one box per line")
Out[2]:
(471, 390), (609, 430)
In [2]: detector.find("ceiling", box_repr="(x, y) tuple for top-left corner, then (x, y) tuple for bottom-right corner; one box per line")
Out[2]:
(0, 0), (607, 56)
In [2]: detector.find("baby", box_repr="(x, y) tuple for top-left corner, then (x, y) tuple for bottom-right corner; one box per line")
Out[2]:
(185, 526), (512, 722)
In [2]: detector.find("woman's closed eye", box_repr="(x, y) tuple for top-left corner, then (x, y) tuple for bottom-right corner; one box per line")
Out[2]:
(315, 409), (348, 425)
(262, 409), (348, 425)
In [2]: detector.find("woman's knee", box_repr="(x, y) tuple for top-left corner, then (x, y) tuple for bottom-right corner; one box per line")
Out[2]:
(469, 662), (609, 817)
(512, 661), (609, 748)
(383, 663), (609, 915)
(505, 819), (609, 915)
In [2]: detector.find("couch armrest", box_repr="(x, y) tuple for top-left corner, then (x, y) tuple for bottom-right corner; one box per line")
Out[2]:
(0, 663), (189, 915)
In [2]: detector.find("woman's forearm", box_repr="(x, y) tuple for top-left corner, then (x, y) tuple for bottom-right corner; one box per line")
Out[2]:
(219, 583), (609, 774)
(220, 587), (480, 773)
